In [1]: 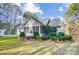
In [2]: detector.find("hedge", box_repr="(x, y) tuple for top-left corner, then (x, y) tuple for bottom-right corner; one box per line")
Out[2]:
(33, 31), (40, 39)
(59, 36), (72, 41)
(58, 32), (65, 36)
(19, 32), (25, 38)
(49, 36), (58, 41)
(49, 32), (57, 36)
(41, 35), (49, 40)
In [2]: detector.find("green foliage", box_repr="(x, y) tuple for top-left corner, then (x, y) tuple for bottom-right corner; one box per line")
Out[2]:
(68, 26), (73, 34)
(50, 27), (57, 32)
(66, 3), (79, 15)
(41, 25), (50, 34)
(49, 36), (58, 41)
(59, 36), (66, 41)
(58, 32), (65, 36)
(0, 37), (18, 40)
(41, 25), (57, 40)
(41, 35), (49, 40)
(49, 32), (57, 36)
(59, 36), (72, 41)
(33, 31), (40, 39)
(41, 25), (57, 35)
(65, 36), (72, 41)
(19, 32), (25, 38)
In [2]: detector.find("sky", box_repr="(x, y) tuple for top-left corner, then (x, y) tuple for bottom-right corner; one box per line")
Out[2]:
(16, 3), (71, 20)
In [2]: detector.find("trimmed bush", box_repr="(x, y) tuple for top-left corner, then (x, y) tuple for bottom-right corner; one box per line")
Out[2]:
(59, 36), (72, 41)
(33, 31), (40, 39)
(19, 32), (25, 38)
(59, 36), (66, 41)
(49, 36), (58, 41)
(58, 32), (65, 36)
(41, 35), (49, 40)
(49, 32), (56, 36)
(65, 36), (72, 41)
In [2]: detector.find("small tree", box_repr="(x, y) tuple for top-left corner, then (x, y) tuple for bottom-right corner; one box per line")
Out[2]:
(33, 31), (40, 39)
(19, 32), (25, 38)
(58, 32), (65, 36)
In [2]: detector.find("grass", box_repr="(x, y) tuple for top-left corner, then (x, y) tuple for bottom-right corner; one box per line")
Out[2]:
(0, 37), (22, 51)
(0, 37), (18, 40)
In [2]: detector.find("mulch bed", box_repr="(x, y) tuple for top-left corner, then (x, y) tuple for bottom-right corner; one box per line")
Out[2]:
(71, 34), (79, 36)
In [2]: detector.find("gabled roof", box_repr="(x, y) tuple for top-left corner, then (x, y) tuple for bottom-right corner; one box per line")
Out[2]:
(17, 17), (61, 28)
(39, 18), (49, 25)
(22, 16), (44, 26)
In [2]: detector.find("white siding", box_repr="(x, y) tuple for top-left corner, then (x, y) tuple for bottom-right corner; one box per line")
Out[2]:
(0, 29), (5, 36)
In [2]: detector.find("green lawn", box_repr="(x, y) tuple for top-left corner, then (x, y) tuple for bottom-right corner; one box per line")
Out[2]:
(0, 37), (22, 51)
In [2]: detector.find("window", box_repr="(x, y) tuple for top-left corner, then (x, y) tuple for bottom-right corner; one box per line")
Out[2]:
(36, 26), (39, 32)
(26, 27), (29, 33)
(33, 26), (35, 32)
(24, 27), (26, 32)
(33, 26), (39, 32)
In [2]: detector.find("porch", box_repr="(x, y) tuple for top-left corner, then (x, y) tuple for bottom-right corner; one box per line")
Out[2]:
(18, 25), (43, 37)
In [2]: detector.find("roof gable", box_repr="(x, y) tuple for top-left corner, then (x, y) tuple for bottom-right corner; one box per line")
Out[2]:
(22, 17), (44, 26)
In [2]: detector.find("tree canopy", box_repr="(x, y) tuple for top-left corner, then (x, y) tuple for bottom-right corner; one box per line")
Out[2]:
(0, 3), (22, 34)
(66, 3), (79, 15)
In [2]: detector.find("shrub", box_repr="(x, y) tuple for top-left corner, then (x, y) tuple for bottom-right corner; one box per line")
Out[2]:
(65, 36), (72, 41)
(58, 32), (65, 36)
(59, 36), (66, 41)
(19, 32), (25, 38)
(33, 31), (40, 39)
(49, 36), (58, 41)
(59, 36), (72, 41)
(50, 27), (57, 32)
(41, 35), (49, 40)
(49, 32), (57, 36)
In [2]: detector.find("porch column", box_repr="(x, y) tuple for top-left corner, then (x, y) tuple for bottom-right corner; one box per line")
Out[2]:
(39, 26), (41, 35)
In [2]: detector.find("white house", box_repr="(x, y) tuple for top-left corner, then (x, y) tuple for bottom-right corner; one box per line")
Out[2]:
(17, 18), (61, 37)
(0, 22), (5, 36)
(0, 29), (5, 36)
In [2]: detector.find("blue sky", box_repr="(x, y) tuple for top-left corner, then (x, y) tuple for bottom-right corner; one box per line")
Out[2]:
(17, 3), (71, 19)
(37, 3), (67, 18)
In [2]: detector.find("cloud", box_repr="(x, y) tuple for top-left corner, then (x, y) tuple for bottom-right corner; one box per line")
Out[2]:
(58, 7), (64, 12)
(22, 3), (43, 15)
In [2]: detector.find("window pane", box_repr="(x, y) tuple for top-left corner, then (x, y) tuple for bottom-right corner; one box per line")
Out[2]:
(33, 26), (35, 32)
(36, 26), (39, 32)
(26, 27), (29, 33)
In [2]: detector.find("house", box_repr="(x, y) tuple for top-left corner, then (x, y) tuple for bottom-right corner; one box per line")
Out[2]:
(17, 18), (61, 37)
(0, 24), (5, 36)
